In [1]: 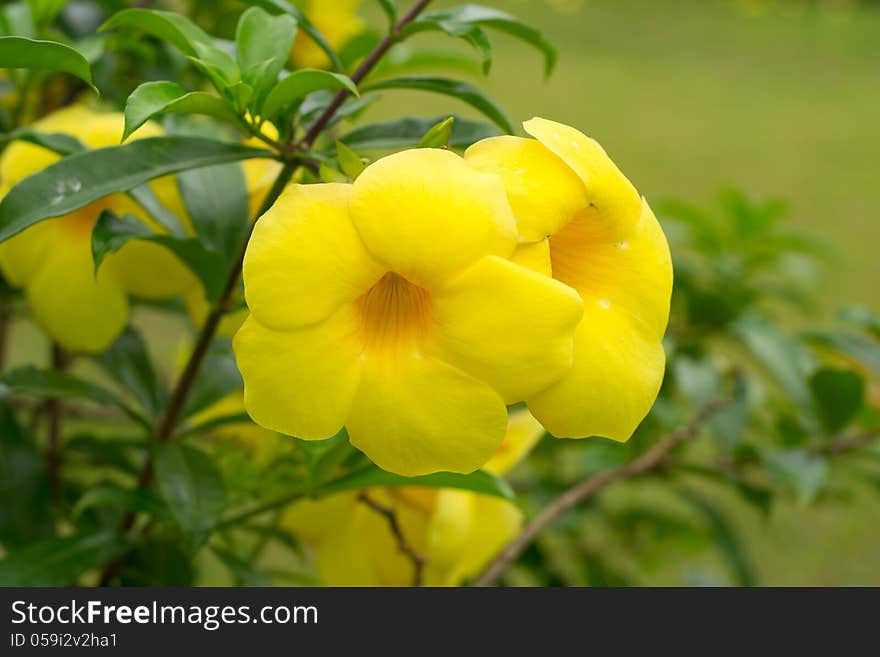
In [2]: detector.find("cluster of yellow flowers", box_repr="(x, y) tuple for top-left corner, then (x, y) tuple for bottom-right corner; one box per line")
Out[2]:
(235, 117), (672, 478)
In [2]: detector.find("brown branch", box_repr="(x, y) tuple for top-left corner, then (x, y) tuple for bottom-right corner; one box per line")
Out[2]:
(358, 492), (426, 586)
(300, 0), (433, 150)
(472, 399), (731, 587)
(45, 344), (69, 503)
(813, 432), (879, 456)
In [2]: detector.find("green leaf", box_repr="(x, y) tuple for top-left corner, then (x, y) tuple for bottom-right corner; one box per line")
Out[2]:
(763, 449), (828, 505)
(0, 136), (271, 243)
(318, 162), (347, 183)
(363, 76), (514, 134)
(319, 465), (516, 501)
(155, 443), (227, 549)
(0, 127), (84, 155)
(805, 330), (880, 377)
(0, 365), (147, 428)
(181, 341), (243, 419)
(93, 327), (167, 420)
(73, 483), (167, 520)
(261, 68), (358, 120)
(410, 4), (557, 76)
(100, 9), (239, 87)
(245, 0), (345, 71)
(809, 367), (865, 435)
(0, 402), (53, 547)
(123, 81), (240, 142)
(235, 6), (297, 105)
(838, 305), (880, 339)
(298, 429), (357, 490)
(374, 0), (398, 25)
(27, 0), (68, 27)
(0, 36), (93, 87)
(91, 211), (228, 302)
(341, 115), (500, 151)
(1, 2), (35, 39)
(405, 19), (493, 74)
(418, 116), (455, 148)
(0, 530), (127, 586)
(212, 547), (272, 586)
(119, 540), (194, 586)
(733, 315), (815, 413)
(335, 141), (366, 180)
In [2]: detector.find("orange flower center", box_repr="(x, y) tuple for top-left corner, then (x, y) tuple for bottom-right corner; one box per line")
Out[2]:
(357, 272), (433, 353)
(549, 213), (619, 307)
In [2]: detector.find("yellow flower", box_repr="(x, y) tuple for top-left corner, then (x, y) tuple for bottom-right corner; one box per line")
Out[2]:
(0, 105), (194, 353)
(282, 408), (544, 586)
(289, 0), (364, 69)
(233, 148), (583, 476)
(465, 117), (673, 441)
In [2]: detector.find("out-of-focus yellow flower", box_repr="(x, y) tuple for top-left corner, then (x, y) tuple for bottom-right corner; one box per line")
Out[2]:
(233, 148), (583, 476)
(189, 392), (286, 462)
(289, 0), (364, 69)
(0, 106), (193, 353)
(282, 408), (544, 586)
(466, 117), (673, 441)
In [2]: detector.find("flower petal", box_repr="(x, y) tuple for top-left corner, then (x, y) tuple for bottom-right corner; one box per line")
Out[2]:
(346, 353), (508, 476)
(524, 117), (642, 233)
(234, 307), (364, 439)
(465, 135), (588, 241)
(510, 239), (551, 276)
(483, 408), (546, 475)
(0, 220), (57, 286)
(528, 309), (667, 441)
(242, 183), (384, 330)
(428, 256), (583, 403)
(25, 238), (128, 353)
(349, 149), (517, 287)
(104, 239), (197, 300)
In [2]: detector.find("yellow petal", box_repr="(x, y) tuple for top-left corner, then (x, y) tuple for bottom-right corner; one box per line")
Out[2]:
(242, 183), (384, 330)
(349, 149), (517, 287)
(25, 235), (128, 353)
(243, 123), (284, 217)
(425, 490), (474, 572)
(282, 492), (359, 543)
(550, 200), (673, 342)
(484, 407), (546, 475)
(524, 117), (642, 234)
(234, 309), (364, 440)
(0, 220), (57, 286)
(346, 353), (508, 476)
(510, 239), (551, 276)
(428, 255), (583, 403)
(528, 308), (667, 441)
(104, 239), (197, 300)
(465, 135), (588, 241)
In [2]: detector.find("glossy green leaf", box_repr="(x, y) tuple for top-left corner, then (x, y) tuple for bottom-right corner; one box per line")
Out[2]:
(340, 115), (499, 151)
(119, 540), (194, 586)
(806, 330), (880, 377)
(319, 466), (516, 502)
(0, 136), (271, 243)
(177, 162), (249, 260)
(73, 484), (167, 520)
(91, 211), (228, 302)
(0, 402), (53, 547)
(235, 6), (297, 103)
(181, 341), (243, 419)
(93, 327), (167, 420)
(374, 0), (398, 24)
(335, 140), (366, 179)
(27, 0), (68, 27)
(418, 116), (455, 148)
(0, 36), (93, 87)
(245, 0), (344, 71)
(363, 76), (514, 133)
(261, 68), (358, 119)
(0, 127), (84, 155)
(405, 19), (493, 73)
(123, 81), (239, 142)
(212, 547), (272, 586)
(155, 443), (227, 549)
(809, 367), (865, 435)
(0, 530), (127, 586)
(0, 365), (147, 428)
(409, 4), (557, 75)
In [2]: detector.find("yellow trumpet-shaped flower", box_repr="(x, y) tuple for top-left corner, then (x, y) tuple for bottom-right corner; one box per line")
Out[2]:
(282, 408), (545, 586)
(289, 0), (364, 69)
(234, 148), (583, 476)
(0, 106), (193, 353)
(466, 117), (673, 441)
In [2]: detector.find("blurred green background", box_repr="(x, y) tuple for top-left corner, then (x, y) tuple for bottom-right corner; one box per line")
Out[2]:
(360, 0), (880, 585)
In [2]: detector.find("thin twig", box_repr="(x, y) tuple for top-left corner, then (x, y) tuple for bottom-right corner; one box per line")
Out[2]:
(813, 432), (879, 456)
(473, 399), (731, 587)
(358, 492), (426, 586)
